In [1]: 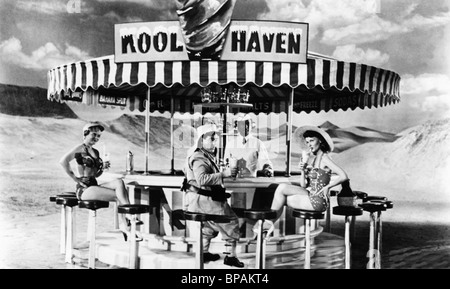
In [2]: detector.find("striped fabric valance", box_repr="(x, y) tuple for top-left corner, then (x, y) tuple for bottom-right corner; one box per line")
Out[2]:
(47, 54), (401, 114)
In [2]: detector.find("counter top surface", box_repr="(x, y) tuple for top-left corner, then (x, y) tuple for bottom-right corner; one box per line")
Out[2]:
(103, 171), (300, 188)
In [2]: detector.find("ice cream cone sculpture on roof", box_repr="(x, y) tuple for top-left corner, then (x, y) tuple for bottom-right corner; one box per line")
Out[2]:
(176, 0), (236, 60)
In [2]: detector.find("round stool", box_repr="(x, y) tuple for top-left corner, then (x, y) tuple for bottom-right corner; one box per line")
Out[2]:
(332, 206), (363, 269)
(184, 211), (232, 269)
(50, 193), (77, 255)
(364, 196), (387, 202)
(55, 196), (79, 263)
(49, 192), (76, 202)
(353, 191), (369, 202)
(359, 202), (387, 269)
(78, 200), (109, 269)
(325, 190), (367, 233)
(118, 204), (151, 269)
(348, 191), (369, 243)
(366, 199), (393, 265)
(244, 209), (277, 269)
(292, 210), (325, 269)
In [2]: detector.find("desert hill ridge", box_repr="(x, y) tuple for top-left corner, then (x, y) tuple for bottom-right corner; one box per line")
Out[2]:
(0, 83), (77, 118)
(319, 120), (340, 130)
(335, 117), (450, 203)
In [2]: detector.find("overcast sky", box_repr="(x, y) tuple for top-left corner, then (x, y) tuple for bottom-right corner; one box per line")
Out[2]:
(1, 0), (449, 132)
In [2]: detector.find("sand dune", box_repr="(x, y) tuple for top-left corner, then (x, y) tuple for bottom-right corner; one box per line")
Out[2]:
(334, 118), (450, 205)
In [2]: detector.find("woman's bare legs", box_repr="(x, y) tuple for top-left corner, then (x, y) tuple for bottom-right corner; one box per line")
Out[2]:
(81, 179), (131, 234)
(253, 184), (315, 235)
(271, 183), (313, 221)
(100, 178), (131, 205)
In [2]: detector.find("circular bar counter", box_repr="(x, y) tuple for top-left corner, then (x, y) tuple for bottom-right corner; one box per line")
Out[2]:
(84, 172), (345, 269)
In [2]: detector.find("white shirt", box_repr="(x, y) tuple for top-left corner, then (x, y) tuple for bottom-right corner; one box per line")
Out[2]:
(224, 134), (273, 178)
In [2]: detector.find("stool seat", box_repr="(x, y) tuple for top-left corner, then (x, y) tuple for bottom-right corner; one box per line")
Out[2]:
(118, 204), (151, 215)
(353, 191), (368, 200)
(369, 200), (393, 209)
(56, 197), (79, 207)
(365, 196), (388, 201)
(244, 209), (277, 220)
(50, 193), (76, 202)
(359, 202), (387, 213)
(330, 190), (339, 197)
(79, 200), (109, 210)
(333, 206), (363, 216)
(184, 211), (232, 223)
(292, 209), (325, 220)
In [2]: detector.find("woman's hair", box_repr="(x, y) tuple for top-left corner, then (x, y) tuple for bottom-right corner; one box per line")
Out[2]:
(83, 126), (103, 138)
(303, 130), (331, 153)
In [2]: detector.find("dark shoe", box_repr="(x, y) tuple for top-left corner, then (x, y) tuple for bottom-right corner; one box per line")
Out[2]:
(203, 252), (220, 263)
(224, 256), (244, 268)
(127, 219), (144, 226)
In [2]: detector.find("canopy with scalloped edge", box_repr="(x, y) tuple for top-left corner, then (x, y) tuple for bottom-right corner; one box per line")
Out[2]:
(47, 52), (401, 115)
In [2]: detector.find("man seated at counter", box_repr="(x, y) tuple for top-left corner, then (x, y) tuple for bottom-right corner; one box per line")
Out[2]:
(224, 115), (274, 178)
(182, 123), (244, 268)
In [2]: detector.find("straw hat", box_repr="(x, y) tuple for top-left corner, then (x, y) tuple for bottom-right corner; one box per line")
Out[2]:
(293, 125), (334, 152)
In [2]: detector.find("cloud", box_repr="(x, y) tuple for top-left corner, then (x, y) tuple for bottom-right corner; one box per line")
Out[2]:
(323, 11), (450, 45)
(422, 95), (450, 115)
(401, 73), (450, 95)
(0, 37), (92, 71)
(95, 0), (176, 10)
(15, 0), (93, 14)
(259, 0), (382, 39)
(15, 0), (68, 14)
(90, 0), (176, 23)
(258, 0), (308, 21)
(259, 0), (450, 46)
(332, 44), (389, 67)
(13, 0), (173, 19)
(401, 73), (450, 114)
(102, 11), (143, 22)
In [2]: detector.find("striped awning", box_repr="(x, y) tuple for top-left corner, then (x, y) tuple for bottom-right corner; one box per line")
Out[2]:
(47, 53), (401, 114)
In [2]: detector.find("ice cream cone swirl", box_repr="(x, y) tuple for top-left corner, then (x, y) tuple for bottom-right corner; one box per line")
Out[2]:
(176, 0), (236, 60)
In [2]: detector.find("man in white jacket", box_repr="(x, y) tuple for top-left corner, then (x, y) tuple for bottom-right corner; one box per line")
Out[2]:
(224, 115), (274, 178)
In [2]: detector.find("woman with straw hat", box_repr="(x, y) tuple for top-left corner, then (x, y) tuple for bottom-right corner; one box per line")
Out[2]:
(253, 126), (349, 236)
(182, 123), (244, 268)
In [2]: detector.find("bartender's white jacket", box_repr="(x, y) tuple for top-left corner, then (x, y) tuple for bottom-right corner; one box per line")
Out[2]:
(224, 134), (273, 178)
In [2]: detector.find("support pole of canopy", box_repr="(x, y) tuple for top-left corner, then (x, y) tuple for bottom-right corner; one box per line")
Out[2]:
(144, 87), (151, 175)
(170, 94), (175, 175)
(285, 89), (294, 176)
(221, 104), (229, 160)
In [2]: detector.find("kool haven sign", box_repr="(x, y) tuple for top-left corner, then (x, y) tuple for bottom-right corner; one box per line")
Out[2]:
(115, 20), (308, 64)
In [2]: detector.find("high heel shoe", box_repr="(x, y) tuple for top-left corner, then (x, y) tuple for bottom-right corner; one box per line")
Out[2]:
(120, 229), (143, 242)
(251, 220), (274, 240)
(126, 218), (144, 227)
(121, 230), (128, 242)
